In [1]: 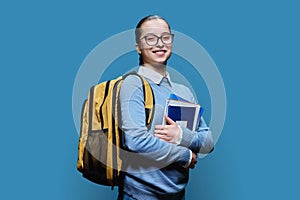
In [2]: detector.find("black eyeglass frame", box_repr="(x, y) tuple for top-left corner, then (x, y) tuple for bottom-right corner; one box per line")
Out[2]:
(140, 33), (175, 46)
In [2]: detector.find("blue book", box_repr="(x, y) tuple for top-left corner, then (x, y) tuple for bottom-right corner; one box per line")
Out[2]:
(164, 94), (204, 131)
(169, 93), (190, 102)
(169, 93), (204, 118)
(168, 105), (197, 130)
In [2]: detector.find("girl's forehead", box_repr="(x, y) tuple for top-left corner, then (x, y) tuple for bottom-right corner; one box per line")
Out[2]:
(139, 19), (170, 35)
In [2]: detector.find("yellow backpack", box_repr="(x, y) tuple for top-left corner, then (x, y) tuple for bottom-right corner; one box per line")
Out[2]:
(77, 72), (154, 188)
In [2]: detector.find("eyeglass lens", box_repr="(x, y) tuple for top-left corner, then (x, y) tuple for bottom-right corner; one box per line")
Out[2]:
(144, 34), (173, 46)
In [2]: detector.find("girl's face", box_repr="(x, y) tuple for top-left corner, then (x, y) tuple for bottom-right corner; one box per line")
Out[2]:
(136, 19), (173, 65)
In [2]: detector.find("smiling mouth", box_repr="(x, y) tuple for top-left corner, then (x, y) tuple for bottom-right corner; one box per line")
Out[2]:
(152, 50), (167, 54)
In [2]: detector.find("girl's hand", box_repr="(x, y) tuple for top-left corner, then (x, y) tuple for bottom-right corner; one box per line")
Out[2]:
(154, 115), (182, 144)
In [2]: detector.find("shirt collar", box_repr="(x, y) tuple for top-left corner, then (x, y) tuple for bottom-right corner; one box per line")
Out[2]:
(137, 66), (172, 86)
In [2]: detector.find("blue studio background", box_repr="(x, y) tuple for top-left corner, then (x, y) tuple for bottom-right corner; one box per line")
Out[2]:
(1, 0), (299, 199)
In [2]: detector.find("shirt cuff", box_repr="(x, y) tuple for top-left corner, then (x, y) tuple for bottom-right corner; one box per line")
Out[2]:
(174, 125), (183, 145)
(183, 149), (192, 168)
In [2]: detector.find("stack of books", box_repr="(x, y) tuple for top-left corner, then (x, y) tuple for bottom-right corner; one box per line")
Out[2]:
(163, 94), (204, 131)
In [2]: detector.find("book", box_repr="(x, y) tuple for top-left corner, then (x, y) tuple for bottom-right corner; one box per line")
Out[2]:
(163, 94), (204, 131)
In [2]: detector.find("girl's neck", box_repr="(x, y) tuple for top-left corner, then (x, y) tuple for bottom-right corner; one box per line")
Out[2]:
(143, 63), (167, 76)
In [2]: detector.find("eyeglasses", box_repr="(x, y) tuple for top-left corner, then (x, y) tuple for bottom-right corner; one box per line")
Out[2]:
(141, 33), (174, 46)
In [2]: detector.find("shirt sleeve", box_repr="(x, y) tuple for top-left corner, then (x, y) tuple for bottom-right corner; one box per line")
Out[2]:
(175, 85), (214, 154)
(119, 75), (191, 168)
(179, 117), (214, 154)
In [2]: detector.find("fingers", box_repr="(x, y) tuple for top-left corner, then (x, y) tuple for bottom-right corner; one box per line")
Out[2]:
(155, 124), (176, 131)
(154, 128), (168, 135)
(154, 127), (171, 141)
(155, 125), (172, 132)
(154, 121), (180, 144)
(154, 133), (170, 142)
(155, 124), (165, 130)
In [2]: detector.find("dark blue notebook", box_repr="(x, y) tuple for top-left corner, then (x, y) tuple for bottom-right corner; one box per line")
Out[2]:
(167, 105), (197, 131)
(166, 94), (204, 130)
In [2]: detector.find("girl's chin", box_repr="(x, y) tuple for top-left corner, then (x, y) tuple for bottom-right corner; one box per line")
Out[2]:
(149, 61), (167, 66)
(153, 58), (168, 64)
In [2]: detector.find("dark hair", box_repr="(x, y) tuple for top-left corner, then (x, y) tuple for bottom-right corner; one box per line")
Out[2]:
(135, 15), (171, 65)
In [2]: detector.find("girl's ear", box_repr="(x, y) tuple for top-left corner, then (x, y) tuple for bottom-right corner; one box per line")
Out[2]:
(136, 43), (142, 54)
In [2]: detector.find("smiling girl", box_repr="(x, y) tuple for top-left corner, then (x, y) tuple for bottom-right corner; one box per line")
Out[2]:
(118, 15), (214, 200)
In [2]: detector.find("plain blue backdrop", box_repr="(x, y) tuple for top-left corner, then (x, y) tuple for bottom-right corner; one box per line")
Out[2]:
(1, 0), (299, 199)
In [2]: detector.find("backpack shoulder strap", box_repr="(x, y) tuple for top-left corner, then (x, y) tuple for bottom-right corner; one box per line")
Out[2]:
(122, 71), (155, 130)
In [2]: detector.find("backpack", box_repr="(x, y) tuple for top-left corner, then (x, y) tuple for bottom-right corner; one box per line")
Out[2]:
(76, 72), (154, 188)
